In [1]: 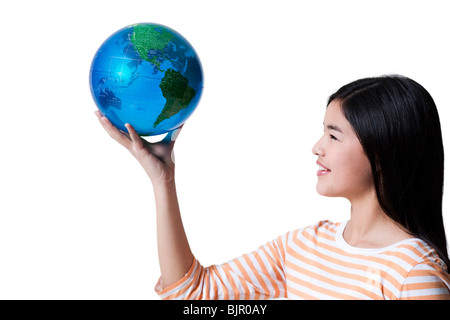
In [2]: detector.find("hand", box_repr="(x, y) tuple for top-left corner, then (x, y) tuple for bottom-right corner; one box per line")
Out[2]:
(95, 111), (183, 184)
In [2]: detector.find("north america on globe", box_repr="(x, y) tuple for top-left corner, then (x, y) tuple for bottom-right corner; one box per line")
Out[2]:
(89, 23), (203, 136)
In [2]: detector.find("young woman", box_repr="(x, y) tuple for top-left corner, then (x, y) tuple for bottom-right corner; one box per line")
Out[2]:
(95, 75), (450, 300)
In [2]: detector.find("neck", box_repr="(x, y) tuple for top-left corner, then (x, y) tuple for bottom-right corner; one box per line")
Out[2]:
(343, 190), (412, 248)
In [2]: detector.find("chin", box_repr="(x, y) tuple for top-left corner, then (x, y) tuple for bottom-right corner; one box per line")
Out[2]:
(315, 183), (342, 198)
(316, 185), (331, 197)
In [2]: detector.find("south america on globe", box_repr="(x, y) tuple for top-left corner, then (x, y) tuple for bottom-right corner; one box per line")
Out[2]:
(89, 23), (203, 136)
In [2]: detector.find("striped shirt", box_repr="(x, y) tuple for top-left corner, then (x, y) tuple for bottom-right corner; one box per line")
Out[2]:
(155, 220), (450, 300)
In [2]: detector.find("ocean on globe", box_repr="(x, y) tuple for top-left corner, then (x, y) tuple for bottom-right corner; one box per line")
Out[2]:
(89, 23), (203, 136)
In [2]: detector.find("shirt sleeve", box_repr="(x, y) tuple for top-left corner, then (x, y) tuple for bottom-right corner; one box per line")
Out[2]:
(398, 261), (450, 300)
(155, 233), (288, 300)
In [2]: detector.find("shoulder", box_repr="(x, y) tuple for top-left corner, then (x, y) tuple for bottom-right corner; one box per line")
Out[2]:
(394, 239), (450, 299)
(398, 260), (450, 300)
(290, 220), (341, 233)
(295, 219), (342, 236)
(395, 238), (448, 272)
(284, 220), (342, 245)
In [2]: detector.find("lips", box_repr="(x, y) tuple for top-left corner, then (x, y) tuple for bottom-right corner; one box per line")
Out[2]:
(316, 160), (331, 176)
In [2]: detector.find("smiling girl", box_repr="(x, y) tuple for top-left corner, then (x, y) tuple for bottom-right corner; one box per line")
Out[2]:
(96, 75), (450, 300)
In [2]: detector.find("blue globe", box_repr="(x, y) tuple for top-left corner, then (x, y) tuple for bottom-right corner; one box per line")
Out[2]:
(89, 23), (203, 136)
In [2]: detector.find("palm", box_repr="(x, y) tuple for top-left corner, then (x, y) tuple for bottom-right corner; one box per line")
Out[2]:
(133, 137), (175, 180)
(95, 111), (181, 183)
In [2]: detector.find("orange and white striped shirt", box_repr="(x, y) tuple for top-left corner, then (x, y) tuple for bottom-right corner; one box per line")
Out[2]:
(155, 220), (450, 300)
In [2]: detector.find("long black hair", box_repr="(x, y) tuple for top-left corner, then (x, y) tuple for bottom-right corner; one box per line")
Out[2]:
(328, 75), (449, 269)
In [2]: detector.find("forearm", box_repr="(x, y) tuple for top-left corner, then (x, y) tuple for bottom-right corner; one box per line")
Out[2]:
(153, 178), (194, 289)
(95, 112), (192, 288)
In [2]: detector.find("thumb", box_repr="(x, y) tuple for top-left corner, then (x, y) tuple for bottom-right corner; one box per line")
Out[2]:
(162, 124), (184, 145)
(162, 125), (184, 166)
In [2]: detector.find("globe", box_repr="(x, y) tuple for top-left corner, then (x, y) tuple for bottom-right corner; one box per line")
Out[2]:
(89, 23), (203, 136)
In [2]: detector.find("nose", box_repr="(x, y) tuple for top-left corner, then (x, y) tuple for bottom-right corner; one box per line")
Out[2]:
(312, 135), (325, 157)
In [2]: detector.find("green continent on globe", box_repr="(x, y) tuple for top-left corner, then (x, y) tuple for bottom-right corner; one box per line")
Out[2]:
(130, 24), (174, 69)
(155, 69), (196, 127)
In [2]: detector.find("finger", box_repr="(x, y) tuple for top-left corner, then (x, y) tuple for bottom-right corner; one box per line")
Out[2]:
(96, 113), (132, 148)
(125, 123), (144, 149)
(103, 117), (132, 146)
(162, 124), (184, 144)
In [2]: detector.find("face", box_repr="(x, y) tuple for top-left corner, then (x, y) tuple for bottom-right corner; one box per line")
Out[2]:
(312, 100), (374, 201)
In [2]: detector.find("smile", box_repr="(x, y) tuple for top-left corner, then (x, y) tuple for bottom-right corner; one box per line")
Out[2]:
(316, 160), (331, 176)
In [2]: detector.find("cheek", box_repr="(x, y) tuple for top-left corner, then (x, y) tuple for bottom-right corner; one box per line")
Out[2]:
(336, 149), (373, 189)
(317, 147), (374, 198)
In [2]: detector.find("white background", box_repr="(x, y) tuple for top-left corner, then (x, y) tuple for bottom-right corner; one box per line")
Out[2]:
(0, 0), (449, 299)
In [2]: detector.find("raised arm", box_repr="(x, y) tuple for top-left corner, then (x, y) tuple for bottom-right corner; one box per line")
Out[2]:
(95, 111), (194, 288)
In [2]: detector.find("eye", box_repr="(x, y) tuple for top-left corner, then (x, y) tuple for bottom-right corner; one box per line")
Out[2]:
(329, 134), (338, 141)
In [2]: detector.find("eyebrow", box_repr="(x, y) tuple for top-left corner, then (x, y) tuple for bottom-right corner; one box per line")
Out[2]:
(325, 124), (343, 133)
